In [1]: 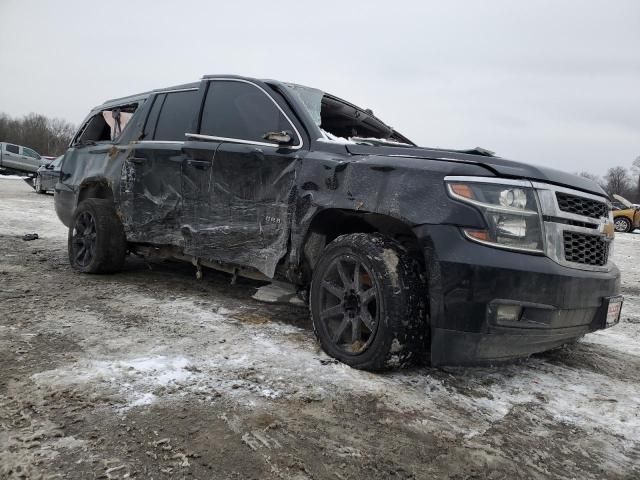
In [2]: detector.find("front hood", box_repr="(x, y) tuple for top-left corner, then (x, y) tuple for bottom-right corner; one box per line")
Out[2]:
(346, 144), (607, 197)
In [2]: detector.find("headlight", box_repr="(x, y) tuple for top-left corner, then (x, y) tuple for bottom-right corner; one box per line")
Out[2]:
(446, 180), (544, 253)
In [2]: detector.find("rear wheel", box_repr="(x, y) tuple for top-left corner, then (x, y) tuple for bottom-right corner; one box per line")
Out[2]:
(310, 233), (426, 371)
(68, 198), (127, 273)
(614, 217), (632, 233)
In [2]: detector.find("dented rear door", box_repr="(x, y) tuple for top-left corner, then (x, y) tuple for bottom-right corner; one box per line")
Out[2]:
(119, 88), (200, 245)
(120, 141), (184, 245)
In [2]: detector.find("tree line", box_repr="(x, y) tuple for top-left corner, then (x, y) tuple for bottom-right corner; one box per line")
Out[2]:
(0, 112), (76, 157)
(579, 157), (640, 202)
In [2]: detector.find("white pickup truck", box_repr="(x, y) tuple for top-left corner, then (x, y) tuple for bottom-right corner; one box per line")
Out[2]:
(0, 142), (46, 175)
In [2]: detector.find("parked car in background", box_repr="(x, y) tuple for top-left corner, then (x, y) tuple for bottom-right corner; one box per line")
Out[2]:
(54, 74), (622, 370)
(612, 194), (640, 233)
(0, 142), (44, 174)
(35, 155), (63, 193)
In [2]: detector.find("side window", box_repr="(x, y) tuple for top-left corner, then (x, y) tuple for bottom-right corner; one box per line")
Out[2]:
(200, 81), (294, 145)
(23, 147), (40, 159)
(74, 113), (111, 144)
(6, 144), (19, 154)
(153, 91), (198, 141)
(73, 103), (138, 145)
(143, 94), (166, 139)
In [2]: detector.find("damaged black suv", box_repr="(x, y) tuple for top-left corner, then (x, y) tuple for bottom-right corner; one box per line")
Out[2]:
(54, 75), (622, 370)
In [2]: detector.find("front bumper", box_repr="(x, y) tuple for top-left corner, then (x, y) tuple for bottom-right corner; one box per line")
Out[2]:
(414, 224), (621, 366)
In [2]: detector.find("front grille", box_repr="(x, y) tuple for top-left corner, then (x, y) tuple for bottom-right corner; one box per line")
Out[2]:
(556, 192), (608, 219)
(563, 231), (609, 266)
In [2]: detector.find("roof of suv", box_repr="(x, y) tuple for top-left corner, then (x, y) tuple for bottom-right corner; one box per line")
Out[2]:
(102, 75), (294, 108)
(102, 81), (200, 107)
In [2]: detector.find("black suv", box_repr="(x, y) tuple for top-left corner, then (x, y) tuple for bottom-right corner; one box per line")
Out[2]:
(54, 75), (622, 370)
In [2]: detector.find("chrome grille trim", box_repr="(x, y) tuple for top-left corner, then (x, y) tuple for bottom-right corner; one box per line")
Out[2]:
(556, 192), (609, 219)
(563, 231), (609, 266)
(532, 182), (613, 272)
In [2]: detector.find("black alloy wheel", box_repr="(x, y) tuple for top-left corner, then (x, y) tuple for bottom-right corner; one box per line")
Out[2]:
(317, 255), (380, 355)
(67, 198), (127, 273)
(71, 211), (97, 268)
(310, 233), (427, 371)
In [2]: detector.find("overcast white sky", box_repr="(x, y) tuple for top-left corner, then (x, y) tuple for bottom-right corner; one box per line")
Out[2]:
(1, 0), (638, 175)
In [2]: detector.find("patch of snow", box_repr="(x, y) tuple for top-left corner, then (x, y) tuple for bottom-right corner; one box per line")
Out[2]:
(54, 436), (88, 450)
(252, 282), (305, 305)
(0, 182), (66, 240)
(318, 129), (356, 144)
(129, 392), (157, 407)
(32, 355), (194, 409)
(582, 323), (640, 356)
(0, 175), (29, 180)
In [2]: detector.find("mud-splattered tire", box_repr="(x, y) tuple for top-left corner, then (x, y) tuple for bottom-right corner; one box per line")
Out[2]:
(614, 217), (632, 233)
(310, 233), (426, 371)
(68, 199), (126, 274)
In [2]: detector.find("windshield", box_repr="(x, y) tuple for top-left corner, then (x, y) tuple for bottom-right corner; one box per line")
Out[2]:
(284, 83), (414, 146)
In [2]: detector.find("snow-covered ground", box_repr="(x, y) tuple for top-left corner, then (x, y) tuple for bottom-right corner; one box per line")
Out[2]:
(1, 179), (639, 479)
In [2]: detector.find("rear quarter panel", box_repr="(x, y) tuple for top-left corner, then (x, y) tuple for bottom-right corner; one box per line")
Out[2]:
(56, 97), (152, 226)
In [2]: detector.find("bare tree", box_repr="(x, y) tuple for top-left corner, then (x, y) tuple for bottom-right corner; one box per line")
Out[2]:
(0, 112), (75, 156)
(603, 166), (632, 198)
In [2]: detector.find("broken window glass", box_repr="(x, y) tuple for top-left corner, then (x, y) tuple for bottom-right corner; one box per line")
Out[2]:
(74, 103), (139, 145)
(284, 83), (323, 127)
(284, 83), (413, 145)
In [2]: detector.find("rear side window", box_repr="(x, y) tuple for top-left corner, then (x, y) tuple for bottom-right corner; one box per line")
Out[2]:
(154, 90), (198, 141)
(23, 147), (40, 159)
(5, 144), (19, 154)
(73, 103), (138, 145)
(200, 81), (293, 144)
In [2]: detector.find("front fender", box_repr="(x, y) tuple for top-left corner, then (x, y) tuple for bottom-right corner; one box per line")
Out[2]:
(294, 152), (490, 228)
(287, 152), (493, 276)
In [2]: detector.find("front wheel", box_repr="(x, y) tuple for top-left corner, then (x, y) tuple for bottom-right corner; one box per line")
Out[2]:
(614, 217), (632, 233)
(310, 233), (427, 371)
(68, 198), (127, 273)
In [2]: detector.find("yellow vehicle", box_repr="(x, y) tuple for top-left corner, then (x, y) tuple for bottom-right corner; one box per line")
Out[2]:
(612, 194), (640, 233)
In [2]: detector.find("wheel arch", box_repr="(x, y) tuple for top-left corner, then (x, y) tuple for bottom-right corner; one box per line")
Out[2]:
(76, 177), (115, 208)
(297, 208), (424, 285)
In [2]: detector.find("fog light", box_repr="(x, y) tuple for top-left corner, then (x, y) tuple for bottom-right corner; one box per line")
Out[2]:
(496, 304), (522, 322)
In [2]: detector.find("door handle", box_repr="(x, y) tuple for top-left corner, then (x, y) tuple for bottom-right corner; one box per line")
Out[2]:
(128, 157), (145, 164)
(186, 160), (210, 169)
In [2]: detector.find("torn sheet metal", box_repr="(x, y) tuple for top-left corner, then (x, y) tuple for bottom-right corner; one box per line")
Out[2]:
(118, 139), (297, 278)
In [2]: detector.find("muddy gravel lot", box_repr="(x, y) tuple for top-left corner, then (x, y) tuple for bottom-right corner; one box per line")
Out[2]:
(1, 177), (639, 479)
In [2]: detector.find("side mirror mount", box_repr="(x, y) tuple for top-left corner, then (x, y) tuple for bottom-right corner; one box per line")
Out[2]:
(263, 130), (293, 145)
